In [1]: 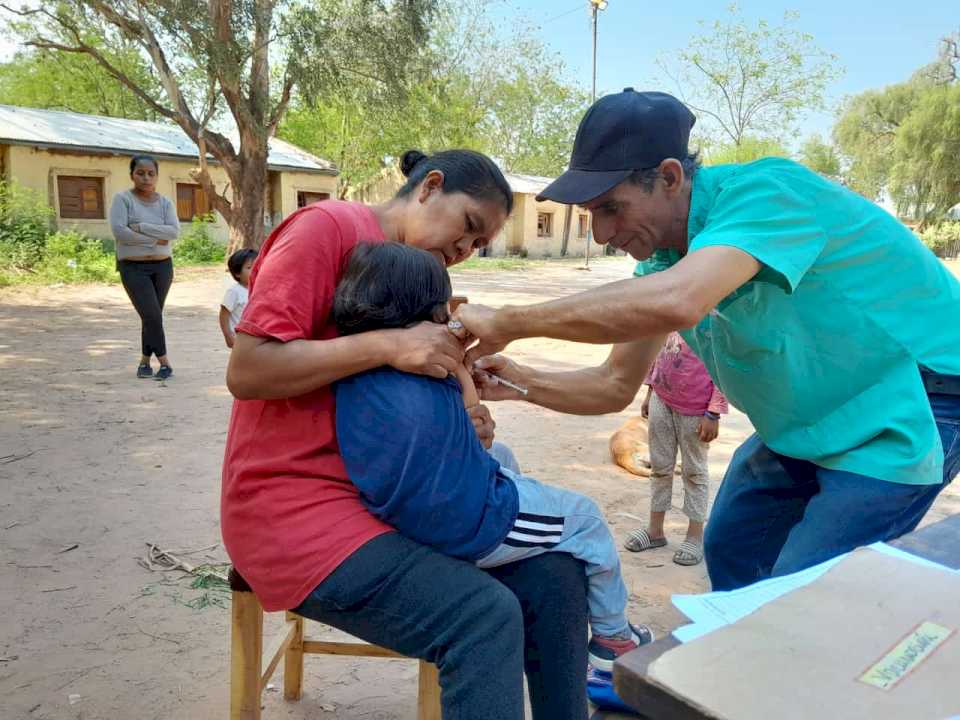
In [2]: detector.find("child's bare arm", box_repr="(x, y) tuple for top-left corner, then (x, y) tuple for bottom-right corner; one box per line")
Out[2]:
(219, 306), (235, 348)
(454, 362), (480, 409)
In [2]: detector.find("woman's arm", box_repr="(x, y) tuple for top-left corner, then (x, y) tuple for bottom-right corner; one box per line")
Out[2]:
(137, 199), (180, 241)
(219, 307), (235, 349)
(227, 321), (465, 400)
(110, 195), (155, 247)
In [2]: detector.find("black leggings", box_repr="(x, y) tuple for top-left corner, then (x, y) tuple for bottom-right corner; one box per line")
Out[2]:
(118, 259), (173, 358)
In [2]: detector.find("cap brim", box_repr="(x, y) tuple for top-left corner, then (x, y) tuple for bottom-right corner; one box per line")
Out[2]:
(535, 169), (632, 204)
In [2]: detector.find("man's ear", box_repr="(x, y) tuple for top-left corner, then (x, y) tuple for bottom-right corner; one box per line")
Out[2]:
(659, 158), (685, 193)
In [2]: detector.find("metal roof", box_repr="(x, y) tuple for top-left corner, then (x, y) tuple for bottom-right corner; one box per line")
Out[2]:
(0, 104), (337, 175)
(502, 171), (553, 196)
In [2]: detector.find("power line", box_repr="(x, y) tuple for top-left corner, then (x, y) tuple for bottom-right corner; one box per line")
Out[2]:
(543, 4), (583, 24)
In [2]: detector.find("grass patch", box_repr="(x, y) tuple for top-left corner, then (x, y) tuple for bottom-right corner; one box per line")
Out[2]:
(449, 257), (531, 272)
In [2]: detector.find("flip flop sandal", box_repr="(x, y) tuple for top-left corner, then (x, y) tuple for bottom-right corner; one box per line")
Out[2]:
(624, 529), (668, 553)
(673, 540), (704, 566)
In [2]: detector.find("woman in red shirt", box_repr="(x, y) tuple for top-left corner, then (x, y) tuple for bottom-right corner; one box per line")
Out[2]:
(223, 150), (590, 720)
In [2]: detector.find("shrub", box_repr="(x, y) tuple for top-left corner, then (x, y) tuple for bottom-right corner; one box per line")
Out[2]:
(920, 221), (960, 258)
(173, 213), (225, 264)
(36, 230), (117, 283)
(0, 180), (54, 271)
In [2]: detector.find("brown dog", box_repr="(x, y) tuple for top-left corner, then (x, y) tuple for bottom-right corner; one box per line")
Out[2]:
(609, 415), (653, 477)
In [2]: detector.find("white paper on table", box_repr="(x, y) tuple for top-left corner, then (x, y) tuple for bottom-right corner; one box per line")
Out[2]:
(670, 542), (955, 643)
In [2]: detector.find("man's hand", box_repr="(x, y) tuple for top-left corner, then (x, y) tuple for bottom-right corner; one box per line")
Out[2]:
(468, 403), (496, 448)
(698, 415), (719, 443)
(454, 304), (514, 366)
(472, 355), (530, 402)
(388, 322), (465, 379)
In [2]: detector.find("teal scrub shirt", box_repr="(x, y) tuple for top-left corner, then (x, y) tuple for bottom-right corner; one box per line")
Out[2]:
(639, 158), (960, 486)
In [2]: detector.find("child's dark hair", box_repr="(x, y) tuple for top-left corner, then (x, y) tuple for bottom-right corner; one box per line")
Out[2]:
(334, 242), (451, 336)
(227, 248), (258, 281)
(395, 149), (514, 215)
(130, 154), (158, 173)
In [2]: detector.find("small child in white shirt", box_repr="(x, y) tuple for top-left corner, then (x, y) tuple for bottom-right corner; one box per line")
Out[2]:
(219, 249), (257, 348)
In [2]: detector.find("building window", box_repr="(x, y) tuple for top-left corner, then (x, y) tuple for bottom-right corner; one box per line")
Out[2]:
(57, 176), (104, 219)
(176, 183), (211, 221)
(297, 191), (330, 208)
(578, 214), (589, 238)
(537, 212), (553, 237)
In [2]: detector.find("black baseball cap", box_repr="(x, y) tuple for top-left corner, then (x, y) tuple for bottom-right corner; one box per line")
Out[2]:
(536, 89), (696, 204)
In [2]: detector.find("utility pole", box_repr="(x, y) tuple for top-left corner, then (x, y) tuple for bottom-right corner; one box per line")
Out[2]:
(584, 0), (607, 269)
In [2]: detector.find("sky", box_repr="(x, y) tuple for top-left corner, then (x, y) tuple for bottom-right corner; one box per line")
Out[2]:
(0, 0), (954, 145)
(492, 0), (957, 144)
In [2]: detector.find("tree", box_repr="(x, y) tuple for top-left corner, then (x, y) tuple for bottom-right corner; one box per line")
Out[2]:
(0, 43), (162, 120)
(833, 37), (959, 225)
(279, 0), (589, 197)
(888, 82), (960, 226)
(1, 1), (437, 250)
(798, 134), (840, 177)
(661, 6), (842, 148)
(703, 135), (789, 165)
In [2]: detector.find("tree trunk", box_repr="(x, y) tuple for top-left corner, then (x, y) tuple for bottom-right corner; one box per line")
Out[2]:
(227, 150), (269, 252)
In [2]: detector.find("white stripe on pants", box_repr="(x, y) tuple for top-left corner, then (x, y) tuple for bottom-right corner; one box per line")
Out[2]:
(648, 392), (710, 522)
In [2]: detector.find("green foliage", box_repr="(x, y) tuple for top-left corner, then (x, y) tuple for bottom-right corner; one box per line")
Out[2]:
(888, 83), (960, 225)
(0, 180), (54, 271)
(798, 134), (841, 177)
(0, 44), (163, 120)
(661, 7), (842, 147)
(704, 136), (789, 165)
(172, 214), (225, 265)
(920, 221), (960, 258)
(834, 52), (960, 225)
(279, 0), (589, 196)
(833, 82), (924, 200)
(38, 230), (116, 283)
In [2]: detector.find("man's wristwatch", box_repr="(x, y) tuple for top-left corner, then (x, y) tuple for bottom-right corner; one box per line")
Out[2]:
(703, 411), (720, 421)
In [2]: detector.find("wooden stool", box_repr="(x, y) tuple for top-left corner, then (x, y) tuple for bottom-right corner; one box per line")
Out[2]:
(229, 568), (441, 720)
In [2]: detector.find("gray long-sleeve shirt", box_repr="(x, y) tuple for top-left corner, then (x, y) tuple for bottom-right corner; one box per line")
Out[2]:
(110, 190), (180, 261)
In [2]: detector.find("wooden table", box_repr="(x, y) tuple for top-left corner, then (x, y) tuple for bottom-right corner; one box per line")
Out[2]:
(613, 514), (960, 719)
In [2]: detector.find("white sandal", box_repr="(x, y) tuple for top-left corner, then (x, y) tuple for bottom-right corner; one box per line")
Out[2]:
(624, 529), (668, 553)
(673, 540), (704, 566)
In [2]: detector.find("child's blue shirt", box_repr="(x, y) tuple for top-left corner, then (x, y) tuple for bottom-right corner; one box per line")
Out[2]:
(335, 367), (518, 561)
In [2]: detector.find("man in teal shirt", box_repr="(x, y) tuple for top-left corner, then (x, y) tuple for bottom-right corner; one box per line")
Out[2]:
(456, 89), (960, 590)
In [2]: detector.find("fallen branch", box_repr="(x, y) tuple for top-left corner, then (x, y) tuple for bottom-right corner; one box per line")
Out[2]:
(0, 451), (36, 465)
(40, 585), (77, 593)
(137, 625), (181, 645)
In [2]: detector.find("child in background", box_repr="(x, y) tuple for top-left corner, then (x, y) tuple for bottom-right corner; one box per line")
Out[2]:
(219, 249), (257, 348)
(333, 242), (654, 673)
(624, 332), (727, 566)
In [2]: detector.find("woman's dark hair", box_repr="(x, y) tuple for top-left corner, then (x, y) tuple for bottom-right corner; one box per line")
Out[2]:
(334, 242), (451, 336)
(395, 149), (514, 214)
(130, 154), (159, 174)
(227, 248), (258, 281)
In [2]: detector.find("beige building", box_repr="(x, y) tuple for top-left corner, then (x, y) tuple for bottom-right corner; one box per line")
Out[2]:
(350, 165), (595, 259)
(0, 105), (338, 244)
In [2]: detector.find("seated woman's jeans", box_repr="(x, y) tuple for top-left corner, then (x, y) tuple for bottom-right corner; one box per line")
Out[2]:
(705, 385), (960, 591)
(295, 449), (590, 720)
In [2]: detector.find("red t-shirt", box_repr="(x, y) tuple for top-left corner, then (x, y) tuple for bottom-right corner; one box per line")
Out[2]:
(221, 201), (393, 612)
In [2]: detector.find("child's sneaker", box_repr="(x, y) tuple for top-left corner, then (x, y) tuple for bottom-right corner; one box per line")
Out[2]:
(587, 623), (655, 673)
(137, 363), (153, 378)
(154, 365), (173, 381)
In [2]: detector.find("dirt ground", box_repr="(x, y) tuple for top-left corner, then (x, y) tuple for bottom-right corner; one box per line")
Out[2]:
(1, 256), (958, 720)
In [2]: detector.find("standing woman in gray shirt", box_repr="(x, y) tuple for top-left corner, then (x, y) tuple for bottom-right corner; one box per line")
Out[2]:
(110, 155), (180, 380)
